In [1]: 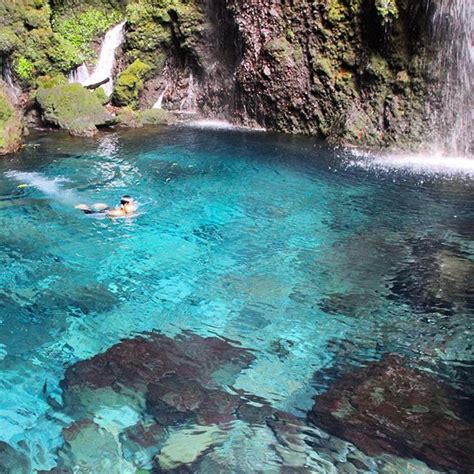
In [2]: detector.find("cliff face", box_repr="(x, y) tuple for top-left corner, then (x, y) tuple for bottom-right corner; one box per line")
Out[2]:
(198, 0), (439, 148)
(0, 0), (446, 149)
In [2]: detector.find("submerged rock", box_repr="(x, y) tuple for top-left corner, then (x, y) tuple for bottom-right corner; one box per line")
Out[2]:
(0, 441), (31, 474)
(308, 355), (474, 473)
(0, 80), (23, 155)
(61, 332), (254, 397)
(390, 239), (474, 315)
(35, 84), (116, 137)
(55, 331), (302, 471)
(58, 419), (133, 473)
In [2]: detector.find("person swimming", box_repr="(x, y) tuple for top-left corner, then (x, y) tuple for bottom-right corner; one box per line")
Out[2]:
(75, 195), (137, 217)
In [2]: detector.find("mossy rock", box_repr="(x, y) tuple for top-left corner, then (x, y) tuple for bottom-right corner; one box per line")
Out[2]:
(116, 108), (143, 128)
(0, 82), (23, 155)
(35, 74), (67, 89)
(112, 59), (151, 109)
(36, 83), (115, 136)
(264, 37), (292, 63)
(139, 108), (177, 126)
(94, 87), (109, 105)
(117, 107), (176, 128)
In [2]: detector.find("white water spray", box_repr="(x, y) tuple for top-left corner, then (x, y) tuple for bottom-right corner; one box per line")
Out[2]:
(3, 61), (21, 99)
(183, 119), (266, 132)
(179, 73), (197, 113)
(346, 148), (474, 179)
(153, 82), (171, 109)
(69, 21), (126, 96)
(5, 171), (79, 204)
(68, 63), (90, 85)
(429, 0), (473, 155)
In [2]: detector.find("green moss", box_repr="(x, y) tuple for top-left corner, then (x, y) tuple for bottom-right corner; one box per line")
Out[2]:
(94, 87), (109, 105)
(36, 83), (115, 136)
(314, 56), (334, 80)
(52, 8), (123, 61)
(327, 0), (346, 23)
(0, 86), (23, 154)
(375, 0), (399, 24)
(139, 108), (176, 125)
(0, 29), (19, 55)
(0, 0), (82, 87)
(367, 55), (392, 81)
(112, 59), (151, 109)
(264, 37), (292, 63)
(35, 74), (67, 89)
(14, 56), (35, 80)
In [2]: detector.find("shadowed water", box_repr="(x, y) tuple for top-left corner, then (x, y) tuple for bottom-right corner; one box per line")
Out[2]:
(0, 127), (473, 472)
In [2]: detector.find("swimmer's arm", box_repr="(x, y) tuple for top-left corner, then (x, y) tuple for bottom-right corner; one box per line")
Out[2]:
(105, 208), (126, 217)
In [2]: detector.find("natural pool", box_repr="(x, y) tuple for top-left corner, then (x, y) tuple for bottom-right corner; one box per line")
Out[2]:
(0, 126), (473, 472)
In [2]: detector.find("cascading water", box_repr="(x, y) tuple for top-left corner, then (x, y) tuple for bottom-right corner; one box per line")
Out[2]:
(180, 73), (198, 113)
(153, 82), (171, 109)
(69, 21), (126, 96)
(429, 0), (473, 156)
(68, 63), (90, 85)
(3, 61), (21, 98)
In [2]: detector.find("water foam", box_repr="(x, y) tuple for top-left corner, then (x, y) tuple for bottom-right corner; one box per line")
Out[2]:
(346, 149), (474, 179)
(5, 171), (78, 204)
(183, 119), (266, 132)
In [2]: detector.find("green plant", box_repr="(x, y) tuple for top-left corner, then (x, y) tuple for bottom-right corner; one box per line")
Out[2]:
(112, 59), (151, 108)
(14, 56), (35, 80)
(52, 8), (123, 60)
(375, 0), (399, 24)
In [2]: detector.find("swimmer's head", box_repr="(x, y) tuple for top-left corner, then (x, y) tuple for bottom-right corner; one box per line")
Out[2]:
(119, 195), (137, 213)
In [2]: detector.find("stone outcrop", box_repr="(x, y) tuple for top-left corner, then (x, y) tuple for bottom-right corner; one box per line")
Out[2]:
(35, 83), (116, 136)
(0, 0), (460, 148)
(0, 80), (23, 155)
(308, 355), (474, 473)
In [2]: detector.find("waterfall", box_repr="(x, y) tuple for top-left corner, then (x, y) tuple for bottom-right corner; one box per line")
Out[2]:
(68, 21), (126, 96)
(429, 0), (473, 155)
(68, 63), (90, 84)
(153, 82), (170, 109)
(180, 73), (198, 113)
(2, 61), (21, 99)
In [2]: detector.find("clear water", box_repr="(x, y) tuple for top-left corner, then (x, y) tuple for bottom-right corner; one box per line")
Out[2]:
(0, 127), (473, 472)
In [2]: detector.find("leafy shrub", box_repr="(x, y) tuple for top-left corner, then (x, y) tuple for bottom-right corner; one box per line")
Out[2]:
(52, 8), (123, 60)
(112, 59), (151, 109)
(14, 56), (35, 80)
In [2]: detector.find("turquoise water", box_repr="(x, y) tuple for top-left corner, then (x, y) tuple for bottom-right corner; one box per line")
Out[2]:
(0, 126), (473, 472)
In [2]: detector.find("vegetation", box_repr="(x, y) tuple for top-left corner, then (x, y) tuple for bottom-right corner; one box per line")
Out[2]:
(52, 8), (123, 61)
(112, 59), (151, 109)
(36, 83), (115, 136)
(375, 0), (399, 24)
(0, 86), (22, 154)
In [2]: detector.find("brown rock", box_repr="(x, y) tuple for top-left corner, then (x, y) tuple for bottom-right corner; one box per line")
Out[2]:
(308, 355), (474, 473)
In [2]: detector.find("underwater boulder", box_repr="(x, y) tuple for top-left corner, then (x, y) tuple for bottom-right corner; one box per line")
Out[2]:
(308, 355), (474, 473)
(61, 332), (255, 404)
(390, 239), (474, 315)
(0, 441), (31, 474)
(57, 419), (131, 473)
(35, 83), (116, 137)
(0, 80), (23, 155)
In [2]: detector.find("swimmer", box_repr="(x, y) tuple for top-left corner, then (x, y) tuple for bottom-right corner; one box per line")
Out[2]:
(75, 195), (137, 217)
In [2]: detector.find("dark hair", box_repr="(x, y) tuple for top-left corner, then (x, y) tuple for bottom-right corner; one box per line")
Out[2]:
(120, 195), (133, 205)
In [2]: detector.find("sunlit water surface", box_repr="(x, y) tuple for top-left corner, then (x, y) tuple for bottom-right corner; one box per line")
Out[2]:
(0, 127), (473, 472)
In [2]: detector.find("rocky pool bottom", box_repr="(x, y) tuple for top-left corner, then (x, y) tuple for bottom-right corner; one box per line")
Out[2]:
(0, 127), (473, 472)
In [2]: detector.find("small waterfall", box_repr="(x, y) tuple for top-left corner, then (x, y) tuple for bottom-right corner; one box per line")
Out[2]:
(68, 63), (90, 84)
(153, 82), (171, 109)
(180, 73), (198, 113)
(3, 61), (21, 98)
(68, 21), (126, 96)
(429, 0), (473, 155)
